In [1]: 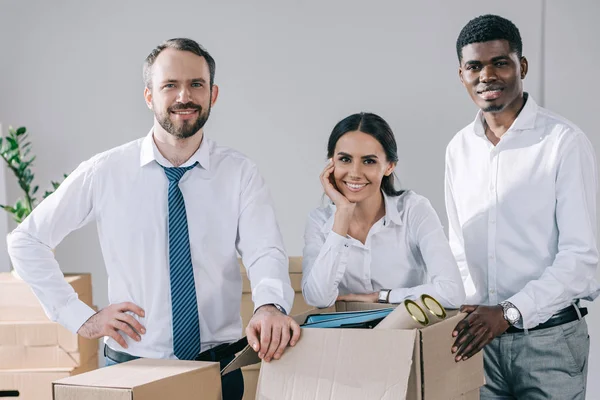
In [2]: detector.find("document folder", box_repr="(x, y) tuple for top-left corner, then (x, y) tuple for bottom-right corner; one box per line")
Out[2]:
(302, 308), (395, 329)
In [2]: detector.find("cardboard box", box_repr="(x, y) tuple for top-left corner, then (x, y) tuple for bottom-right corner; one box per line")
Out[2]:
(52, 358), (221, 400)
(0, 321), (98, 363)
(454, 389), (480, 400)
(225, 302), (484, 400)
(241, 364), (260, 400)
(0, 357), (98, 400)
(240, 257), (312, 327)
(0, 273), (93, 322)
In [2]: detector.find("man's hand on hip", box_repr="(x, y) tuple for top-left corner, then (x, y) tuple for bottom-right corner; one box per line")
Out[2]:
(77, 302), (146, 349)
(451, 304), (509, 362)
(245, 304), (301, 362)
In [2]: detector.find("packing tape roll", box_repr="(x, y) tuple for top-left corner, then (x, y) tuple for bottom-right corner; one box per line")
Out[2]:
(374, 299), (430, 330)
(418, 294), (447, 324)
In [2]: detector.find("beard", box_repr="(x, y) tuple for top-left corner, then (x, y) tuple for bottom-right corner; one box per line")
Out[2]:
(155, 101), (211, 139)
(482, 103), (505, 113)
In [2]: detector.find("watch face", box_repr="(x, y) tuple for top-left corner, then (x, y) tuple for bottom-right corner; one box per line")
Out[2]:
(506, 308), (520, 322)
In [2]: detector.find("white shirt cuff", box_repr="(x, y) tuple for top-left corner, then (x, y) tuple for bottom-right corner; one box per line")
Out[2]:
(57, 299), (97, 334)
(324, 230), (351, 249)
(506, 292), (536, 329)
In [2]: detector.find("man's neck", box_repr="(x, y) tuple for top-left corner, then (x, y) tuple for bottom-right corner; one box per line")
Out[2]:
(153, 125), (203, 167)
(483, 93), (527, 144)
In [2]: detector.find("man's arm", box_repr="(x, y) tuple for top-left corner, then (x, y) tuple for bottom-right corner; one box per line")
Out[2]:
(235, 163), (299, 362)
(7, 159), (98, 333)
(507, 132), (599, 328)
(452, 131), (599, 361)
(7, 157), (146, 347)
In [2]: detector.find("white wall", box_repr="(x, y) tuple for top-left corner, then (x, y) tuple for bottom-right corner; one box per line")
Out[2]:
(0, 0), (596, 395)
(544, 1), (600, 396)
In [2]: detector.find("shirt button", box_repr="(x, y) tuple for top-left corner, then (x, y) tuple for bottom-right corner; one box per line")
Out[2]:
(489, 289), (496, 294)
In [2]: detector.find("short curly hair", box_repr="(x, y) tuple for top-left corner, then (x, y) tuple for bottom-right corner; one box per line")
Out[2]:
(456, 14), (522, 62)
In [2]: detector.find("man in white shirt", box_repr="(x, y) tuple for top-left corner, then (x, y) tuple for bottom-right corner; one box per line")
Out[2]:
(445, 15), (598, 399)
(7, 38), (299, 400)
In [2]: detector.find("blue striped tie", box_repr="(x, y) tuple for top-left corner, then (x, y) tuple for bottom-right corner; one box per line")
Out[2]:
(162, 162), (200, 360)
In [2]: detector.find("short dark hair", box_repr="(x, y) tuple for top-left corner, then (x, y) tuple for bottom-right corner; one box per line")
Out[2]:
(327, 112), (404, 197)
(143, 38), (216, 89)
(456, 14), (523, 62)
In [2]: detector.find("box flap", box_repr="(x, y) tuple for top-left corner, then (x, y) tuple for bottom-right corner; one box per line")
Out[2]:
(256, 328), (415, 400)
(53, 358), (218, 389)
(335, 302), (398, 312)
(420, 314), (485, 399)
(375, 302), (430, 330)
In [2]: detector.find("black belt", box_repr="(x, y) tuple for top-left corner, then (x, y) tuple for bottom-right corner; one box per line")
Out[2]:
(195, 337), (248, 362)
(104, 344), (140, 363)
(104, 337), (248, 364)
(505, 304), (588, 334)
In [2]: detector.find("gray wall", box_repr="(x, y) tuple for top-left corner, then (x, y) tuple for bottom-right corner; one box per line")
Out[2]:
(0, 0), (597, 395)
(544, 1), (600, 396)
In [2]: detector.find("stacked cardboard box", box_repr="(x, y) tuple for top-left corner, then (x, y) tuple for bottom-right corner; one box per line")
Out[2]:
(239, 256), (311, 400)
(53, 358), (221, 400)
(0, 272), (99, 400)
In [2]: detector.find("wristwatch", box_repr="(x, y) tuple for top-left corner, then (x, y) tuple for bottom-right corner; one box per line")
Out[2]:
(378, 289), (391, 303)
(272, 303), (287, 315)
(499, 301), (521, 325)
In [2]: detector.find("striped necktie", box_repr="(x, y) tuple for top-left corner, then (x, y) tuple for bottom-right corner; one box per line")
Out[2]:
(162, 162), (200, 360)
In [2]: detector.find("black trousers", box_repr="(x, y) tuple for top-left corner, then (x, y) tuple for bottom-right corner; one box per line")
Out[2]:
(104, 345), (244, 400)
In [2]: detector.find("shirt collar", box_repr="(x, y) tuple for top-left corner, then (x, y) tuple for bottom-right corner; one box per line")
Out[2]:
(473, 92), (539, 137)
(139, 129), (210, 170)
(320, 191), (404, 234)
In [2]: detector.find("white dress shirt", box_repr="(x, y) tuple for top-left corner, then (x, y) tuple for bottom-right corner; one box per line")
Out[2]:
(445, 94), (599, 329)
(302, 190), (466, 309)
(7, 131), (294, 358)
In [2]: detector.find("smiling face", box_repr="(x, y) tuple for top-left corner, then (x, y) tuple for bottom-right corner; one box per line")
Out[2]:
(331, 130), (395, 203)
(459, 39), (527, 113)
(144, 48), (218, 139)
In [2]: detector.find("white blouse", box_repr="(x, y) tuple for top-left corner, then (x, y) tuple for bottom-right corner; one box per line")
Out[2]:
(302, 190), (466, 308)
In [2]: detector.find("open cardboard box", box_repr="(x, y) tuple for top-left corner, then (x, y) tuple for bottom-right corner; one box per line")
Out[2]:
(224, 302), (484, 400)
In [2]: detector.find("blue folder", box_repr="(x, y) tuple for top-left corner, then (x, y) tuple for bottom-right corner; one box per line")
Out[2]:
(302, 308), (395, 329)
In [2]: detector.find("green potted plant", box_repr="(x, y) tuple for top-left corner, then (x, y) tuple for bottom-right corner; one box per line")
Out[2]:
(0, 126), (68, 277)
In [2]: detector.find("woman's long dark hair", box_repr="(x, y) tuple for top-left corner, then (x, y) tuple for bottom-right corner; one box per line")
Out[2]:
(327, 112), (404, 197)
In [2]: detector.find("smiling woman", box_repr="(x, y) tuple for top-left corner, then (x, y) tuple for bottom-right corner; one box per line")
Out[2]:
(301, 112), (466, 310)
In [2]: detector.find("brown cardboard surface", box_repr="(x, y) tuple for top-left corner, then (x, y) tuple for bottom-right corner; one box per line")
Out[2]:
(241, 363), (260, 400)
(0, 346), (78, 369)
(0, 358), (97, 400)
(0, 273), (92, 310)
(420, 314), (484, 399)
(53, 358), (221, 400)
(453, 388), (480, 400)
(252, 305), (484, 400)
(256, 328), (415, 400)
(0, 370), (71, 400)
(0, 321), (98, 358)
